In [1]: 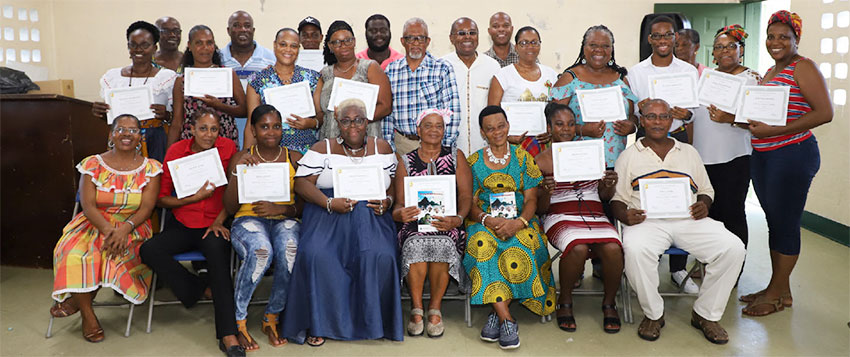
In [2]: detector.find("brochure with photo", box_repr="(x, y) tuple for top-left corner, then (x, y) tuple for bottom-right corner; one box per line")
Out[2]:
(416, 191), (446, 232)
(489, 192), (517, 219)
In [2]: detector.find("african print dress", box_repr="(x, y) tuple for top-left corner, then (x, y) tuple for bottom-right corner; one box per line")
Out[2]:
(248, 65), (320, 153)
(52, 155), (163, 304)
(464, 145), (556, 316)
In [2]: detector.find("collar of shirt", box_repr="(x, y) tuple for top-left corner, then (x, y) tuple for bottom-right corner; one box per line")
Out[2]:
(635, 137), (683, 154)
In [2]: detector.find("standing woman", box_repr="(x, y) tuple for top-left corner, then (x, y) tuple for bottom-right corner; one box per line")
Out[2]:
(487, 26), (557, 156)
(739, 11), (832, 316)
(169, 25), (246, 148)
(315, 20), (393, 140)
(245, 28), (320, 152)
(92, 21), (178, 163)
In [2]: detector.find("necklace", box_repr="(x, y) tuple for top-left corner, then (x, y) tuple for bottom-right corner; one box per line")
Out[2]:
(274, 66), (293, 84)
(486, 145), (510, 165)
(334, 59), (357, 74)
(256, 145), (282, 162)
(337, 136), (365, 153)
(342, 142), (366, 163)
(128, 65), (152, 87)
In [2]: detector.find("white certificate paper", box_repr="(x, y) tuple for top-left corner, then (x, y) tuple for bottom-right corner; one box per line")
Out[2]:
(332, 164), (386, 200)
(576, 86), (627, 122)
(648, 72), (699, 108)
(295, 49), (324, 73)
(404, 175), (458, 233)
(552, 140), (605, 182)
(327, 78), (380, 120)
(167, 149), (228, 199)
(502, 101), (547, 136)
(262, 81), (316, 126)
(236, 163), (291, 204)
(696, 69), (748, 114)
(639, 177), (692, 219)
(105, 86), (155, 124)
(184, 67), (233, 98)
(734, 85), (790, 126)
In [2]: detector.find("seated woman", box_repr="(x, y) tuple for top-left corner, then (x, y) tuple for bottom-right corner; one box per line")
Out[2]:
(50, 114), (162, 343)
(465, 105), (556, 350)
(138, 110), (243, 357)
(282, 98), (402, 345)
(223, 105), (303, 350)
(534, 103), (622, 334)
(392, 109), (473, 338)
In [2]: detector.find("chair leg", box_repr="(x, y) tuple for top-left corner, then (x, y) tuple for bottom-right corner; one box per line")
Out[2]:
(146, 273), (157, 333)
(465, 294), (472, 328)
(46, 312), (54, 338)
(124, 303), (135, 337)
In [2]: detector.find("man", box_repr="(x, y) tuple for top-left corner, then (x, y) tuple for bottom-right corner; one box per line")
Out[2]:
(153, 16), (183, 71)
(356, 14), (405, 70)
(384, 17), (461, 155)
(611, 99), (744, 345)
(298, 16), (323, 50)
(221, 10), (276, 91)
(441, 17), (500, 156)
(483, 12), (517, 67)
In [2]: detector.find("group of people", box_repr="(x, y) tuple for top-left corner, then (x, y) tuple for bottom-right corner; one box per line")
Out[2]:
(50, 8), (832, 356)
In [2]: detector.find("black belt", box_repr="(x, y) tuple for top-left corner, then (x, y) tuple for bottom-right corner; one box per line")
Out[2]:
(395, 129), (419, 141)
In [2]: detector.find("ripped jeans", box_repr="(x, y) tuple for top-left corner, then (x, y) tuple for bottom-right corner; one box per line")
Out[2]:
(231, 216), (300, 321)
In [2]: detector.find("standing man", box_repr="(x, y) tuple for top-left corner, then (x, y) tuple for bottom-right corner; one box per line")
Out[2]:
(153, 16), (183, 71)
(298, 16), (323, 50)
(356, 14), (405, 70)
(441, 17), (500, 156)
(221, 10), (276, 91)
(483, 12), (517, 67)
(384, 17), (461, 155)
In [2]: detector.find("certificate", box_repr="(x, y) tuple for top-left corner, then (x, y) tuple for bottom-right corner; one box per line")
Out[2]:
(332, 164), (386, 200)
(696, 69), (747, 114)
(648, 72), (699, 108)
(236, 163), (291, 204)
(404, 175), (457, 233)
(327, 78), (380, 120)
(502, 101), (547, 136)
(639, 177), (692, 219)
(295, 49), (324, 72)
(551, 140), (605, 182)
(184, 67), (233, 98)
(262, 81), (316, 127)
(734, 85), (790, 126)
(576, 86), (627, 122)
(166, 149), (228, 199)
(105, 86), (155, 124)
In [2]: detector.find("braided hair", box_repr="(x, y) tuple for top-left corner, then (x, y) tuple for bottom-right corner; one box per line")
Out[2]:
(567, 25), (627, 78)
(322, 20), (354, 65)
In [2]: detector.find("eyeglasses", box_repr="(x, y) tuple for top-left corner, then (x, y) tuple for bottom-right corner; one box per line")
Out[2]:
(367, 28), (389, 36)
(113, 127), (141, 135)
(650, 32), (675, 40)
(159, 28), (182, 36)
(338, 117), (368, 128)
(402, 35), (429, 44)
(517, 40), (541, 47)
(454, 30), (478, 37)
(328, 37), (355, 47)
(713, 43), (739, 51)
(127, 42), (153, 51)
(642, 114), (673, 120)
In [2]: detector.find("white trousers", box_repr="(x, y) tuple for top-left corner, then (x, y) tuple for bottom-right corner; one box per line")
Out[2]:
(622, 218), (745, 321)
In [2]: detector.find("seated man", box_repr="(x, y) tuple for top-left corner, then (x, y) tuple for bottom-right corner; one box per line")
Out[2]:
(611, 99), (745, 345)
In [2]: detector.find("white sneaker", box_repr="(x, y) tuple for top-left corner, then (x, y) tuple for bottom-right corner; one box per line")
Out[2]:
(671, 270), (699, 294)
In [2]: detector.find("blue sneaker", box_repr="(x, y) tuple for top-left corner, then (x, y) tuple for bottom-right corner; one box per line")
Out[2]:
(480, 312), (500, 342)
(499, 319), (520, 349)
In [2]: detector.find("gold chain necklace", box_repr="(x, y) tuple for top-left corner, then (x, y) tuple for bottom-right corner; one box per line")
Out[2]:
(255, 145), (282, 162)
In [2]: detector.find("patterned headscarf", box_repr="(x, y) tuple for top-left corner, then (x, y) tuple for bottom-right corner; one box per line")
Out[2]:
(768, 10), (802, 39)
(716, 24), (748, 44)
(416, 108), (453, 126)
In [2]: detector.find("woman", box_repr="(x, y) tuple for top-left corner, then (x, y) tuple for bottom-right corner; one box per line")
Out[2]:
(534, 103), (622, 334)
(139, 110), (243, 356)
(392, 109), (473, 338)
(315, 20), (392, 140)
(169, 24), (246, 148)
(92, 21), (178, 163)
(739, 11), (832, 316)
(487, 26), (557, 157)
(245, 28), (320, 152)
(283, 98), (402, 345)
(549, 25), (638, 169)
(465, 105), (556, 350)
(223, 105), (303, 350)
(50, 114), (162, 343)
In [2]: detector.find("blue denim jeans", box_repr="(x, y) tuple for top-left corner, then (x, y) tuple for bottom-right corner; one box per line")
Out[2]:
(231, 216), (300, 320)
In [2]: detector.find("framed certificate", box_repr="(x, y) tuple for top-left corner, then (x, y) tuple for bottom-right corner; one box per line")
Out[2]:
(404, 175), (457, 233)
(184, 67), (233, 98)
(551, 140), (605, 182)
(295, 49), (324, 72)
(502, 101), (547, 136)
(327, 78), (380, 120)
(639, 177), (692, 219)
(332, 164), (386, 200)
(166, 148), (228, 199)
(734, 85), (790, 126)
(262, 81), (316, 128)
(236, 163), (291, 204)
(576, 85), (627, 122)
(105, 86), (155, 124)
(648, 72), (699, 108)
(696, 69), (747, 114)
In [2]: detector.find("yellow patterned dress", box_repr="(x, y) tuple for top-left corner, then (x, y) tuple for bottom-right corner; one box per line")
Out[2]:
(463, 145), (556, 316)
(52, 155), (162, 304)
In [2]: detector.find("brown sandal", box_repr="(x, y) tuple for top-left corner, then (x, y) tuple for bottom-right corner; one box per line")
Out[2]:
(637, 316), (665, 341)
(739, 290), (792, 307)
(82, 317), (104, 343)
(261, 313), (286, 347)
(236, 319), (259, 351)
(690, 310), (729, 344)
(50, 299), (80, 318)
(742, 294), (784, 316)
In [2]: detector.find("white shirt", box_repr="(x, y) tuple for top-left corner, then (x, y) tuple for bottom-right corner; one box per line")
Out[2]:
(441, 52), (501, 156)
(494, 63), (558, 102)
(692, 68), (760, 165)
(99, 67), (178, 110)
(627, 56), (698, 133)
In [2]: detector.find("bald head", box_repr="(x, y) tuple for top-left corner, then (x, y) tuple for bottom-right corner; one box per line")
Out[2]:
(227, 10), (255, 47)
(488, 11), (513, 46)
(490, 12), (511, 24)
(155, 16), (181, 51)
(450, 17), (476, 33)
(450, 17), (479, 58)
(228, 10), (253, 26)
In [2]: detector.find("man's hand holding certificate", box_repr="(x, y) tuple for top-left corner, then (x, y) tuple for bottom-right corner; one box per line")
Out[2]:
(551, 140), (605, 182)
(236, 163), (291, 204)
(295, 49), (324, 72)
(184, 67), (233, 98)
(327, 78), (380, 120)
(332, 164), (386, 201)
(639, 177), (693, 219)
(263, 81), (316, 129)
(105, 86), (155, 124)
(576, 86), (627, 122)
(502, 101), (547, 136)
(734, 85), (790, 126)
(648, 72), (699, 108)
(697, 69), (747, 114)
(167, 149), (228, 199)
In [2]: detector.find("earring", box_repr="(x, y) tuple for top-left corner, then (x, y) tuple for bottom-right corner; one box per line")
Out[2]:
(336, 137), (344, 145)
(107, 140), (115, 149)
(136, 143), (142, 152)
(607, 60), (614, 66)
(581, 58), (587, 64)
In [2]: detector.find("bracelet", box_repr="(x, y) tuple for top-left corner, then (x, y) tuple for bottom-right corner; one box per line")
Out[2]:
(385, 196), (394, 209)
(517, 216), (529, 227)
(326, 197), (333, 213)
(230, 169), (238, 176)
(480, 214), (488, 227)
(125, 220), (136, 230)
(314, 118), (320, 129)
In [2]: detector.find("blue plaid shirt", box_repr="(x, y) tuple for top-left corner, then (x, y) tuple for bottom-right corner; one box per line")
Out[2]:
(384, 52), (461, 148)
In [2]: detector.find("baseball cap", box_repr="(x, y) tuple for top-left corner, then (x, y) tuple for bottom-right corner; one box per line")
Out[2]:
(298, 16), (322, 32)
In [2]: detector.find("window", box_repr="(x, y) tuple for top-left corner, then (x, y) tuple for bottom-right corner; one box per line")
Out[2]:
(833, 89), (846, 106)
(820, 63), (832, 78)
(822, 13), (834, 29)
(821, 38), (833, 54)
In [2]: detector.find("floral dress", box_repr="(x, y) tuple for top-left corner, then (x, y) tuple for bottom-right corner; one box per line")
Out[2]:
(248, 65), (320, 153)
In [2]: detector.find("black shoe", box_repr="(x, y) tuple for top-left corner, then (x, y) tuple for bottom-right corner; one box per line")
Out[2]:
(219, 340), (246, 357)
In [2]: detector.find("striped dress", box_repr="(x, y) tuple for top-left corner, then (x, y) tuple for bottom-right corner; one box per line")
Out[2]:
(751, 58), (813, 151)
(52, 155), (162, 304)
(541, 179), (620, 253)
